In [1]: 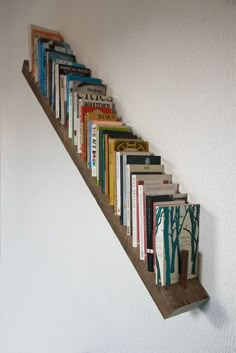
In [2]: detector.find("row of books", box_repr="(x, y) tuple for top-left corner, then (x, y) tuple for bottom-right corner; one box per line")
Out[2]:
(29, 25), (200, 287)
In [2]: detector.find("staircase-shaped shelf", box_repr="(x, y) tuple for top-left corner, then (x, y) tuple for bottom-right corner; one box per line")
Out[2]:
(22, 60), (209, 319)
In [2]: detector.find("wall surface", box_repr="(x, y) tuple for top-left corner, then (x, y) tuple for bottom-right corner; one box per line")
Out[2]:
(0, 0), (236, 353)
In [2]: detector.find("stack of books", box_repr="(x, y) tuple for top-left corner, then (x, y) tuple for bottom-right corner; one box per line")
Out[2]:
(29, 24), (200, 287)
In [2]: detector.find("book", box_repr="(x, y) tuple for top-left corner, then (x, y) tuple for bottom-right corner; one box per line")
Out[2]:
(126, 164), (164, 236)
(77, 95), (112, 151)
(134, 177), (172, 255)
(43, 49), (76, 97)
(72, 86), (107, 141)
(154, 204), (200, 286)
(109, 140), (149, 206)
(29, 24), (63, 78)
(88, 115), (122, 173)
(97, 128), (132, 191)
(55, 63), (89, 119)
(103, 132), (136, 195)
(80, 106), (114, 161)
(65, 77), (103, 137)
(145, 193), (188, 272)
(118, 152), (150, 224)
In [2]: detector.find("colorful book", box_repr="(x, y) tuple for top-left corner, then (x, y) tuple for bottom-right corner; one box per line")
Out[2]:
(154, 204), (200, 286)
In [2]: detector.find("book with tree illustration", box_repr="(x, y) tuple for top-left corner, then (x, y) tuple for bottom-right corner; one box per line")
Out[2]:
(154, 204), (200, 286)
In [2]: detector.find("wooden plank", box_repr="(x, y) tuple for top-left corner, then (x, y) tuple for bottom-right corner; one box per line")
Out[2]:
(22, 60), (209, 319)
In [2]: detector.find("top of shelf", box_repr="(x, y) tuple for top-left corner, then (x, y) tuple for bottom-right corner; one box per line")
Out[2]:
(22, 60), (209, 319)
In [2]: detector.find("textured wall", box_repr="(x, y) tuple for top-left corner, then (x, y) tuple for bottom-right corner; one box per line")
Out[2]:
(0, 0), (236, 353)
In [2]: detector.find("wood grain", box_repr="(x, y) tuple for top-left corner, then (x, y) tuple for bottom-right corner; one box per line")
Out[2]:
(22, 60), (209, 319)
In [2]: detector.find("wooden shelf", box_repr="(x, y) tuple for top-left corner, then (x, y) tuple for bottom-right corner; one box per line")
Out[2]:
(22, 60), (209, 319)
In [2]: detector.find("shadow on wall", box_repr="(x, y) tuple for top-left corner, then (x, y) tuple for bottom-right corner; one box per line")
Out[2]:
(190, 206), (229, 328)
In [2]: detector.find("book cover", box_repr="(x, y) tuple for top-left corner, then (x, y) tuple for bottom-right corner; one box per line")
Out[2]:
(154, 204), (200, 286)
(145, 193), (188, 272)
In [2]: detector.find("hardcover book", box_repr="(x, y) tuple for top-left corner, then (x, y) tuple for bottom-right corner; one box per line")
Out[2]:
(154, 204), (200, 286)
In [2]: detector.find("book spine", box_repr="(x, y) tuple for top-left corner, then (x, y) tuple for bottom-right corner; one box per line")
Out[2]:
(96, 128), (100, 185)
(126, 165), (131, 235)
(87, 121), (91, 168)
(122, 156), (127, 226)
(91, 124), (97, 176)
(155, 206), (165, 285)
(77, 99), (81, 153)
(55, 64), (60, 118)
(108, 141), (114, 204)
(60, 76), (65, 125)
(73, 92), (77, 145)
(138, 184), (145, 260)
(108, 146), (115, 206)
(105, 135), (109, 195)
(68, 82), (73, 138)
(146, 196), (154, 272)
(116, 152), (121, 215)
(132, 175), (138, 247)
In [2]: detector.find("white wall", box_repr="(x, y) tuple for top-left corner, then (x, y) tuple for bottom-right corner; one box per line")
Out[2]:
(1, 0), (236, 352)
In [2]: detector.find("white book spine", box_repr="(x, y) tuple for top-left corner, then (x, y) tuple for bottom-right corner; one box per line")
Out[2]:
(122, 156), (127, 226)
(68, 82), (73, 138)
(60, 75), (65, 125)
(155, 215), (165, 285)
(91, 124), (97, 177)
(138, 184), (145, 260)
(132, 175), (137, 247)
(73, 92), (77, 145)
(77, 99), (82, 153)
(55, 64), (60, 118)
(116, 152), (121, 215)
(126, 165), (131, 235)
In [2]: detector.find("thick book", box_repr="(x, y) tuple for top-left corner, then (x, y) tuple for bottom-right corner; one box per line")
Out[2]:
(109, 140), (149, 206)
(154, 204), (200, 286)
(145, 193), (188, 272)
